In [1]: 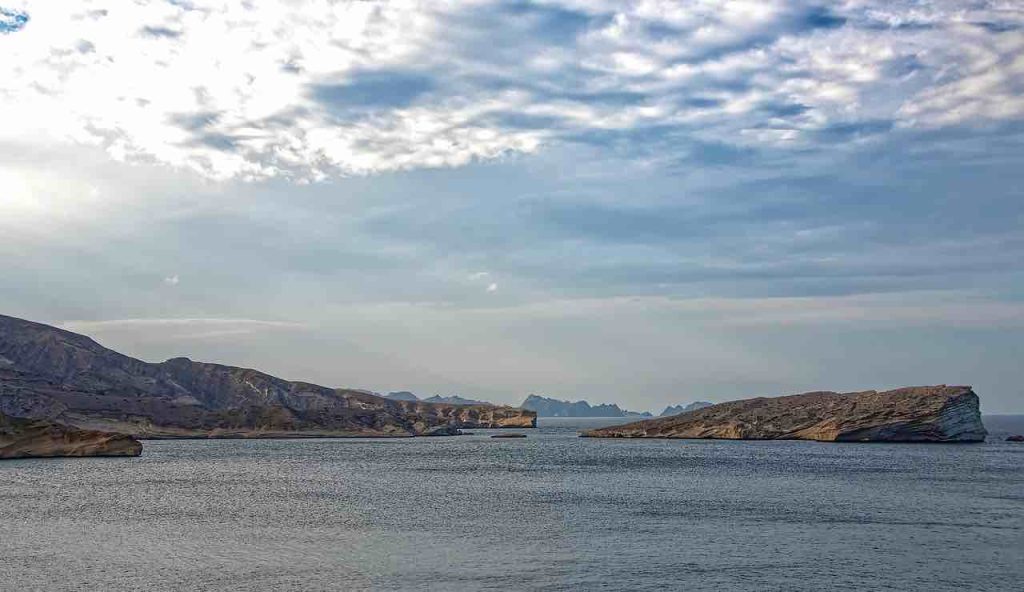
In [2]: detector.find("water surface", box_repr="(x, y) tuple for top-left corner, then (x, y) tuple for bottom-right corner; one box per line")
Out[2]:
(2, 416), (1022, 591)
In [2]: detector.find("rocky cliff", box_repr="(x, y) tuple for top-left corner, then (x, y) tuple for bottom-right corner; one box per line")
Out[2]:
(0, 314), (535, 437)
(582, 386), (987, 442)
(0, 412), (142, 459)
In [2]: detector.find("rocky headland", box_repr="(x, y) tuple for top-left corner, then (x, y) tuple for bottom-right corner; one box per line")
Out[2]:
(582, 386), (987, 443)
(0, 314), (536, 438)
(0, 412), (142, 459)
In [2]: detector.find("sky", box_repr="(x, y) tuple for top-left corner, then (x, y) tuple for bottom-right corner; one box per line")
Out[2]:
(1, 1), (1022, 413)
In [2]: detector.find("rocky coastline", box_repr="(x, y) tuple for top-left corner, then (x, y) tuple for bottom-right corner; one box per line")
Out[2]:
(0, 412), (142, 459)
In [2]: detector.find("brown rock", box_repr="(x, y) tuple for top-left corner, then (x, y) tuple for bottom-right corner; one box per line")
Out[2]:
(0, 412), (142, 459)
(581, 386), (987, 443)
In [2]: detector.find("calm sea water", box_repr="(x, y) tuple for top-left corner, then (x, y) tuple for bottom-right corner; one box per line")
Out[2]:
(1, 416), (1023, 591)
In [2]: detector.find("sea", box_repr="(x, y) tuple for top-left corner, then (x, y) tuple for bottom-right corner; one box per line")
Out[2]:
(1, 416), (1023, 591)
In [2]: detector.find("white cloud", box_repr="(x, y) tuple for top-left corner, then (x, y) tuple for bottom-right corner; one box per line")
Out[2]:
(330, 291), (1024, 328)
(61, 317), (306, 341)
(486, 282), (498, 292)
(63, 318), (303, 329)
(1, 0), (1021, 180)
(163, 274), (179, 286)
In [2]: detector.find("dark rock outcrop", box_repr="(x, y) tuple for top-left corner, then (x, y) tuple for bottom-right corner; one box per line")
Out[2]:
(582, 386), (987, 443)
(521, 394), (651, 418)
(1007, 435), (1024, 442)
(0, 314), (536, 438)
(660, 401), (713, 417)
(0, 412), (141, 459)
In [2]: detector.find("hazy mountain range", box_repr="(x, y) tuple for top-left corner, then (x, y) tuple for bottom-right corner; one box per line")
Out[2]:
(520, 395), (654, 418)
(385, 392), (489, 406)
(387, 391), (718, 418)
(660, 402), (714, 417)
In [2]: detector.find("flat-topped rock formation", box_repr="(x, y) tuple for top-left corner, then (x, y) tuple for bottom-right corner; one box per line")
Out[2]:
(582, 386), (987, 443)
(0, 314), (535, 438)
(0, 412), (142, 459)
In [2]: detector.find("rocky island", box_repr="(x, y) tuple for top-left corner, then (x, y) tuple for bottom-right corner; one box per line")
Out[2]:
(582, 386), (987, 442)
(0, 314), (535, 438)
(1, 412), (142, 459)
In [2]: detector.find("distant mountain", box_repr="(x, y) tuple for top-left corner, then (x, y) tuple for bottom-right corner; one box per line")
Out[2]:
(520, 394), (652, 418)
(384, 392), (492, 406)
(660, 401), (714, 417)
(423, 395), (490, 406)
(385, 391), (420, 402)
(0, 314), (536, 437)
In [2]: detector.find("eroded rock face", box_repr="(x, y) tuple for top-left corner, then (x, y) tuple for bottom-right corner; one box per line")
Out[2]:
(0, 314), (536, 438)
(582, 386), (987, 443)
(0, 413), (142, 459)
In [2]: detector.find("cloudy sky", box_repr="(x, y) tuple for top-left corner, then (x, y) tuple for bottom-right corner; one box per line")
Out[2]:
(1, 0), (1022, 412)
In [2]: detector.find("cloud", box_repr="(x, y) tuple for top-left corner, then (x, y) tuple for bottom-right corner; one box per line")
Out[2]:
(163, 274), (179, 286)
(1, 1), (1021, 180)
(329, 291), (1024, 329)
(63, 317), (303, 329)
(61, 317), (306, 341)
(486, 282), (498, 292)
(0, 7), (28, 34)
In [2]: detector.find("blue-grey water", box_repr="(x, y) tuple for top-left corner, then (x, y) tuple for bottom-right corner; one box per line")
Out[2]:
(2, 416), (1023, 591)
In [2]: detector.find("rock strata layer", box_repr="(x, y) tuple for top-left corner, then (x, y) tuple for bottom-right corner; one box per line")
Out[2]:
(0, 412), (142, 459)
(582, 386), (987, 442)
(0, 314), (535, 438)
